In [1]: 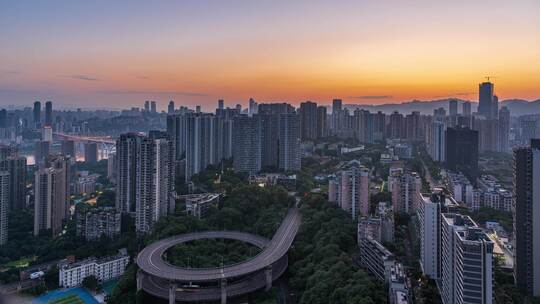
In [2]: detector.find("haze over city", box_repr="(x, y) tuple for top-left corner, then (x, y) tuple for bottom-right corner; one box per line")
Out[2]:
(2, 2), (540, 304)
(1, 0), (540, 110)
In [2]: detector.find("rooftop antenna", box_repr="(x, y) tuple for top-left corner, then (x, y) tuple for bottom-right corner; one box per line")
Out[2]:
(485, 76), (496, 82)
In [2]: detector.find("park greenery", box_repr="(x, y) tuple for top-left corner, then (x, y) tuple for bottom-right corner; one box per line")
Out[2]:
(82, 275), (99, 291)
(289, 194), (387, 304)
(0, 204), (138, 285)
(109, 183), (293, 304)
(166, 239), (261, 268)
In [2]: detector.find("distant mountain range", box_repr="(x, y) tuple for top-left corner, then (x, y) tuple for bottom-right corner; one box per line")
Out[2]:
(344, 98), (540, 116)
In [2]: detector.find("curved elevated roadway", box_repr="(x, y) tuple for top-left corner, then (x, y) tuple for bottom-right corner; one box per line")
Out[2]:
(137, 207), (300, 282)
(141, 256), (289, 302)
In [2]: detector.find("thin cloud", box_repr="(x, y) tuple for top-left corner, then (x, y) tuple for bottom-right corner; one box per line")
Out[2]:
(65, 75), (100, 81)
(433, 92), (473, 98)
(137, 76), (150, 80)
(349, 95), (392, 99)
(98, 90), (209, 97)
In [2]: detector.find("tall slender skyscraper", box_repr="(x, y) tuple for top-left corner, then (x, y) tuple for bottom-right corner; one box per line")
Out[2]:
(45, 101), (53, 127)
(0, 156), (27, 210)
(218, 99), (224, 111)
(61, 140), (76, 158)
(233, 115), (262, 174)
(150, 101), (157, 113)
(116, 133), (143, 213)
(135, 134), (173, 234)
(498, 106), (510, 153)
(316, 106), (327, 138)
(84, 142), (99, 163)
(355, 109), (374, 144)
(34, 156), (70, 236)
(462, 101), (472, 116)
(144, 100), (150, 112)
(0, 109), (6, 129)
(167, 100), (175, 114)
(299, 101), (318, 141)
(278, 114), (301, 172)
(0, 171), (8, 245)
(430, 116), (446, 162)
(478, 82), (497, 119)
(167, 114), (187, 161)
(449, 99), (458, 116)
(445, 126), (479, 177)
(513, 139), (540, 297)
(33, 101), (41, 128)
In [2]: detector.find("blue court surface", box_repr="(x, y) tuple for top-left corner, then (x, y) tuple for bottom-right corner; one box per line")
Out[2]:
(34, 287), (98, 304)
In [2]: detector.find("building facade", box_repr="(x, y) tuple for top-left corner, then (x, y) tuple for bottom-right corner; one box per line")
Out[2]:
(59, 249), (129, 288)
(513, 139), (540, 297)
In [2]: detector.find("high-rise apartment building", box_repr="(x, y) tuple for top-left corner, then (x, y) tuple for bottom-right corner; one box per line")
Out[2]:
(33, 101), (41, 128)
(478, 82), (497, 119)
(445, 127), (479, 177)
(0, 156), (27, 210)
(405, 111), (422, 142)
(45, 101), (53, 127)
(248, 98), (258, 115)
(168, 100), (175, 114)
(449, 99), (458, 116)
(61, 140), (76, 159)
(498, 106), (510, 153)
(76, 207), (121, 241)
(513, 139), (540, 297)
(116, 133), (143, 213)
(388, 111), (405, 139)
(34, 157), (71, 236)
(84, 142), (98, 163)
(430, 116), (446, 162)
(233, 115), (262, 174)
(354, 109), (374, 144)
(150, 101), (157, 113)
(316, 106), (327, 138)
(441, 213), (493, 304)
(473, 117), (499, 153)
(144, 100), (150, 112)
(417, 192), (443, 279)
(185, 113), (217, 181)
(299, 101), (318, 141)
(388, 170), (421, 214)
(35, 140), (51, 165)
(278, 114), (301, 172)
(373, 111), (386, 142)
(328, 161), (370, 219)
(218, 99), (224, 111)
(0, 172), (8, 245)
(462, 101), (472, 116)
(167, 113), (187, 161)
(107, 153), (116, 184)
(135, 134), (173, 234)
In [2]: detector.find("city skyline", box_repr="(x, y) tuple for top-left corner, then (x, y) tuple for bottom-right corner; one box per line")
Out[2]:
(1, 1), (540, 110)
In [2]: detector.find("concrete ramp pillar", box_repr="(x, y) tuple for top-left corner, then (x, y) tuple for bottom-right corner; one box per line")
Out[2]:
(136, 270), (143, 291)
(265, 265), (273, 291)
(169, 283), (177, 304)
(221, 278), (227, 304)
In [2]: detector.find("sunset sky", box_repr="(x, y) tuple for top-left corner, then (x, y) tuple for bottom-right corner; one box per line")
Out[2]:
(1, 0), (539, 111)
